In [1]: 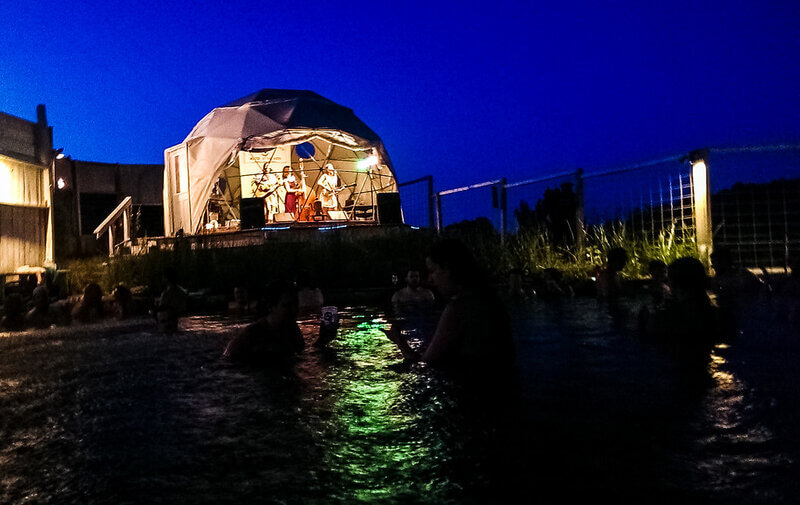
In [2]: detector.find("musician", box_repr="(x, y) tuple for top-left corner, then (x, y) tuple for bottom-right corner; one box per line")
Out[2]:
(282, 165), (301, 217)
(296, 162), (315, 222)
(254, 164), (281, 222)
(319, 163), (344, 211)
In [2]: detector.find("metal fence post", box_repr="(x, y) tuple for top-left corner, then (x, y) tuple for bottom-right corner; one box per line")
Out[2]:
(499, 178), (507, 245)
(434, 192), (442, 235)
(427, 175), (435, 230)
(575, 168), (585, 250)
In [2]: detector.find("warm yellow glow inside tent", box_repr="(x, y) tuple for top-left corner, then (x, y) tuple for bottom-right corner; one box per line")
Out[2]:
(162, 90), (399, 235)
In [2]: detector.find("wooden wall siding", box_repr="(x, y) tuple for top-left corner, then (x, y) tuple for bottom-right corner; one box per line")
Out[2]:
(0, 203), (47, 272)
(0, 113), (38, 161)
(0, 155), (46, 206)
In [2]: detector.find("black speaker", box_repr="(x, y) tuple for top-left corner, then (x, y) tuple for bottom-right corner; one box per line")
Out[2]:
(240, 198), (265, 229)
(376, 192), (403, 224)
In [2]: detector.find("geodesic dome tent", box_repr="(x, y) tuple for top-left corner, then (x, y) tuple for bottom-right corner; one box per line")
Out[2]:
(163, 89), (398, 235)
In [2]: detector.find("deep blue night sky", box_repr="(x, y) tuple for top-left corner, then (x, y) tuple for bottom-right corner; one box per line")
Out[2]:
(2, 0), (798, 191)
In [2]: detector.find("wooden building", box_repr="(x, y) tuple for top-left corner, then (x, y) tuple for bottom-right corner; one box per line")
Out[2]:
(53, 158), (163, 257)
(0, 105), (54, 274)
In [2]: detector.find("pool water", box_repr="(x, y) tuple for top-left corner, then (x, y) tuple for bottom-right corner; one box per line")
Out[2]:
(0, 296), (798, 504)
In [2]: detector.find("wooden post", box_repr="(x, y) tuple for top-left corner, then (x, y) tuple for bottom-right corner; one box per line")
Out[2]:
(107, 226), (114, 257)
(123, 206), (131, 243)
(71, 159), (83, 255)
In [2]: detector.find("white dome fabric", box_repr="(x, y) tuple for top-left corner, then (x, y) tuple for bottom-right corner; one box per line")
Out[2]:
(164, 89), (396, 235)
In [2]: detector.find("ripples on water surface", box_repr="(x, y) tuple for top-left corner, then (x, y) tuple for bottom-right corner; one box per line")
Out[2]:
(0, 298), (798, 504)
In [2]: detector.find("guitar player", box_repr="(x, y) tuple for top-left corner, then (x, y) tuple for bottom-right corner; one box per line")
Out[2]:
(319, 163), (346, 213)
(253, 164), (281, 223)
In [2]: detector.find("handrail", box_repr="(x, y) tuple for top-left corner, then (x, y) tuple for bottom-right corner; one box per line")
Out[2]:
(93, 196), (133, 256)
(93, 196), (132, 237)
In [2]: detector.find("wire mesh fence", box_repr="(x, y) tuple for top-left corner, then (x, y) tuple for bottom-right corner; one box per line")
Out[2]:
(412, 144), (799, 270)
(709, 147), (800, 269)
(437, 181), (504, 231)
(504, 171), (577, 234)
(435, 157), (699, 247)
(581, 157), (696, 242)
(397, 175), (434, 228)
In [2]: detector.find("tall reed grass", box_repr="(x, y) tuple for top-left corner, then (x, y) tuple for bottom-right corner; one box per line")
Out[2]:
(60, 221), (697, 297)
(500, 221), (698, 280)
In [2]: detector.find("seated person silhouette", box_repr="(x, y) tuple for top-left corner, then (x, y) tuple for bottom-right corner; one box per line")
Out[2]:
(312, 200), (328, 221)
(223, 279), (305, 365)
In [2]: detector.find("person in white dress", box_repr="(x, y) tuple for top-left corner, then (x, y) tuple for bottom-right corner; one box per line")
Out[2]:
(318, 163), (343, 211)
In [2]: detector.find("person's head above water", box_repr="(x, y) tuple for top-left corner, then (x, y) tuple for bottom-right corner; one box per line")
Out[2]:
(426, 238), (487, 297)
(31, 285), (49, 310)
(263, 279), (299, 324)
(606, 247), (628, 272)
(542, 268), (562, 282)
(789, 251), (800, 276)
(405, 269), (422, 289)
(648, 259), (668, 280)
(83, 283), (103, 305)
(3, 293), (24, 318)
(668, 257), (708, 299)
(295, 270), (316, 289)
(710, 247), (734, 274)
(163, 266), (179, 286)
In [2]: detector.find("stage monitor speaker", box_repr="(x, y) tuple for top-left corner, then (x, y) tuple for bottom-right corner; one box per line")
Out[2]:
(327, 210), (348, 221)
(240, 198), (264, 229)
(274, 213), (295, 222)
(376, 192), (403, 224)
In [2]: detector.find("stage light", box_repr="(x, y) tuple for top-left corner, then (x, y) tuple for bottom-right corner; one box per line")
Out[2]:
(356, 155), (379, 171)
(56, 177), (66, 189)
(56, 152), (65, 160)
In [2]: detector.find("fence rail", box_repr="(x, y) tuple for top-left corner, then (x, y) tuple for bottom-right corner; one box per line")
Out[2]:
(421, 145), (800, 269)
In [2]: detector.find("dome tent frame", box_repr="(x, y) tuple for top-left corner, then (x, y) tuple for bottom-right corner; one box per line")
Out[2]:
(163, 90), (399, 235)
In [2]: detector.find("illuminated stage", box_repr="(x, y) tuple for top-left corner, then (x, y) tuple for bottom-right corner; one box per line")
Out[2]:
(163, 89), (400, 238)
(129, 222), (423, 255)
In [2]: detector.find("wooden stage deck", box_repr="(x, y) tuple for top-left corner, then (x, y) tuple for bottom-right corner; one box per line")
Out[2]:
(124, 222), (429, 256)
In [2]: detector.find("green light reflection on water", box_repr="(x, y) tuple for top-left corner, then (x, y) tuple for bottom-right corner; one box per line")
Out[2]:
(323, 318), (437, 502)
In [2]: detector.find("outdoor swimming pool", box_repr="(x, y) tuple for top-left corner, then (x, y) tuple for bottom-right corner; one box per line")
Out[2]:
(0, 296), (798, 504)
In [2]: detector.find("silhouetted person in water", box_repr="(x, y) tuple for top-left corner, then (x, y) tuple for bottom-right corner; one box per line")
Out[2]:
(596, 247), (628, 301)
(228, 286), (256, 318)
(71, 283), (105, 324)
(296, 271), (324, 317)
(506, 268), (528, 300)
(391, 268), (436, 340)
(111, 284), (134, 320)
(709, 247), (767, 331)
(539, 267), (574, 300)
(773, 251), (800, 324)
(25, 285), (54, 328)
(156, 267), (188, 333)
(1, 293), (26, 331)
(384, 238), (514, 374)
(640, 257), (726, 375)
(646, 259), (671, 309)
(223, 279), (305, 366)
(710, 247), (765, 303)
